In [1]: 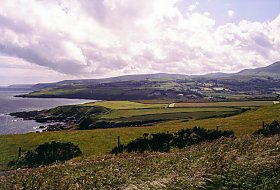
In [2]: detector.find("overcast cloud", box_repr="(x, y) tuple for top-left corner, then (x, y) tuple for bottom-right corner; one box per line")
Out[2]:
(0, 0), (279, 85)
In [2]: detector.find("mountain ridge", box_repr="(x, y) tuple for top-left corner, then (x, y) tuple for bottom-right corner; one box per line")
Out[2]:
(238, 61), (280, 76)
(6, 61), (280, 90)
(34, 61), (279, 89)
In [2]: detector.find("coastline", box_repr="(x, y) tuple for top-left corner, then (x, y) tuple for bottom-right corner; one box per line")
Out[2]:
(0, 90), (96, 135)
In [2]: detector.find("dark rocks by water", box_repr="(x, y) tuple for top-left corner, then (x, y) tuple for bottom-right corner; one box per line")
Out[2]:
(10, 110), (77, 132)
(43, 123), (72, 131)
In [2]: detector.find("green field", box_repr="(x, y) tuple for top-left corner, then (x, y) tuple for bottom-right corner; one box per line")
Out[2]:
(83, 101), (242, 127)
(1, 102), (280, 171)
(82, 101), (168, 109)
(175, 101), (277, 107)
(106, 111), (237, 122)
(100, 107), (238, 119)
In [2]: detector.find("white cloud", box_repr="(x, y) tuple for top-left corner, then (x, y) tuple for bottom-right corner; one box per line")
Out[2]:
(227, 10), (235, 17)
(0, 0), (279, 84)
(188, 1), (199, 12)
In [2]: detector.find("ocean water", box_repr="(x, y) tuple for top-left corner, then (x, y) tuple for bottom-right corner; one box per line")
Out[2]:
(0, 90), (92, 135)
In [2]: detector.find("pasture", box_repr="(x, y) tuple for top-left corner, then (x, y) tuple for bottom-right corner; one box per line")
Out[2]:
(100, 107), (238, 119)
(83, 101), (243, 126)
(82, 101), (168, 109)
(175, 101), (277, 108)
(1, 101), (279, 170)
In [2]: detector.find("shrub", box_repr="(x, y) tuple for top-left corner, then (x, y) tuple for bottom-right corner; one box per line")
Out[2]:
(10, 141), (82, 168)
(149, 132), (173, 152)
(124, 132), (173, 153)
(111, 127), (234, 154)
(253, 120), (280, 137)
(126, 136), (150, 153)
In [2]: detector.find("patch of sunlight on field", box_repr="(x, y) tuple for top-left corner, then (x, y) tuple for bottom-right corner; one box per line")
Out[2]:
(157, 103), (280, 137)
(81, 101), (168, 109)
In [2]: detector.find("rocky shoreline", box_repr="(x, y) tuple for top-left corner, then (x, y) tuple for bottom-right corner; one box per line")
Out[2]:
(10, 110), (78, 132)
(9, 104), (111, 132)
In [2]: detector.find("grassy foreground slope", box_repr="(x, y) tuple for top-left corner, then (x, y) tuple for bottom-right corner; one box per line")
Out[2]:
(1, 103), (280, 170)
(1, 135), (280, 189)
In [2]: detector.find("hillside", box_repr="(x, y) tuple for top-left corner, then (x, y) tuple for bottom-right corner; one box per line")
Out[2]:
(32, 73), (189, 90)
(19, 79), (205, 100)
(1, 102), (280, 189)
(6, 61), (280, 93)
(167, 102), (280, 135)
(10, 100), (250, 131)
(1, 103), (280, 171)
(1, 135), (279, 189)
(201, 61), (280, 78)
(238, 61), (280, 76)
(14, 61), (280, 101)
(31, 61), (280, 90)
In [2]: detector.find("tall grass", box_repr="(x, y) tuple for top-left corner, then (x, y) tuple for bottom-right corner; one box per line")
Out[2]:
(0, 135), (279, 189)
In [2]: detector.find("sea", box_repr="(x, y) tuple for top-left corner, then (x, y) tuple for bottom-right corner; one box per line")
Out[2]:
(0, 90), (92, 135)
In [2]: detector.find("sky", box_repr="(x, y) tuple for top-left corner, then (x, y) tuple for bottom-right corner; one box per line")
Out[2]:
(0, 0), (280, 86)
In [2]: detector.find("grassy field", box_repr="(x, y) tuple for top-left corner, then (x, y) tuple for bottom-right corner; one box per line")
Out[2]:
(100, 107), (238, 119)
(1, 102), (280, 171)
(1, 135), (280, 189)
(175, 101), (277, 107)
(107, 111), (237, 122)
(82, 101), (168, 109)
(83, 101), (242, 127)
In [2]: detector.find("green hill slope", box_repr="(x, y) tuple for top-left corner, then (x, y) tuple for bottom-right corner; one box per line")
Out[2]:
(169, 102), (280, 135)
(1, 135), (280, 189)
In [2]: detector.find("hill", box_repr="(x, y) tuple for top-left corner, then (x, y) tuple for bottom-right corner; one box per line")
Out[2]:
(6, 61), (280, 92)
(19, 76), (280, 101)
(200, 72), (233, 78)
(0, 84), (34, 91)
(12, 61), (280, 101)
(195, 61), (280, 79)
(237, 61), (280, 77)
(7, 84), (34, 89)
(32, 61), (280, 89)
(32, 73), (189, 90)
